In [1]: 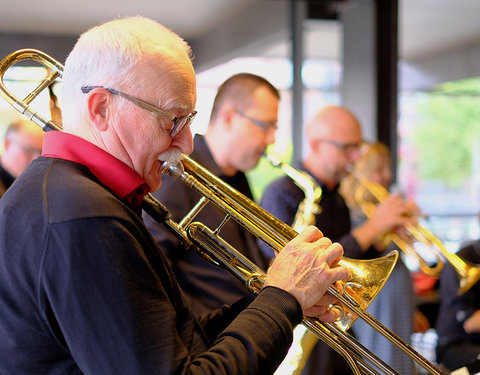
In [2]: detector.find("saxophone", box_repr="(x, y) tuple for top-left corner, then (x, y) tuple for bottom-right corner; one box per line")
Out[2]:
(264, 153), (323, 375)
(264, 154), (322, 232)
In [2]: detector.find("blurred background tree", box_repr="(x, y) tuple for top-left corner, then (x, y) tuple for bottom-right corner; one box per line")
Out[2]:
(413, 77), (480, 189)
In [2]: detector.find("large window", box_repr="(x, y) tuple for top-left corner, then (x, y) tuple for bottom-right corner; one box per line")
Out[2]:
(398, 77), (480, 256)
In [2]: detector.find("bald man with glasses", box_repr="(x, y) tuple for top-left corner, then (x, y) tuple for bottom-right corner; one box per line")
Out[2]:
(144, 72), (278, 316)
(260, 105), (416, 375)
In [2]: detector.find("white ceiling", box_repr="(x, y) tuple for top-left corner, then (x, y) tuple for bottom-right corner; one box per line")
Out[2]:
(0, 0), (253, 38)
(399, 0), (480, 59)
(0, 0), (480, 61)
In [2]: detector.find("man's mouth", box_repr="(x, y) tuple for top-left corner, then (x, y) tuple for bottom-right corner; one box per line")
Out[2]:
(157, 149), (183, 171)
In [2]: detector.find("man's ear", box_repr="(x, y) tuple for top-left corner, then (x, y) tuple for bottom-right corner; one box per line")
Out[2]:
(309, 138), (321, 153)
(3, 137), (11, 151)
(86, 89), (110, 131)
(218, 106), (235, 131)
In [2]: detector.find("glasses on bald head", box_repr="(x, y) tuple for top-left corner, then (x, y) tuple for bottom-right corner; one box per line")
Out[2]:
(318, 138), (364, 153)
(81, 86), (197, 137)
(234, 109), (277, 133)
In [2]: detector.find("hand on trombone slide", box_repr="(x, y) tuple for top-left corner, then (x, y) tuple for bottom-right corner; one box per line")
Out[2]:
(264, 226), (351, 322)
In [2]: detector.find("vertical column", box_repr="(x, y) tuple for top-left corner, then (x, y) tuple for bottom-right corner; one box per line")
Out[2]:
(341, 0), (376, 142)
(376, 0), (398, 177)
(291, 0), (306, 164)
(341, 0), (398, 179)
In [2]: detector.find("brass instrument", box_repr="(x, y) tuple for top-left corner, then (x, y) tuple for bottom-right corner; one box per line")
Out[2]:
(264, 153), (322, 232)
(0, 48), (446, 375)
(352, 173), (480, 295)
(48, 81), (62, 125)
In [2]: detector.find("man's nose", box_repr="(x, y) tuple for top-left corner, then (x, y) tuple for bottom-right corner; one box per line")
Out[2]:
(264, 127), (276, 145)
(172, 125), (194, 155)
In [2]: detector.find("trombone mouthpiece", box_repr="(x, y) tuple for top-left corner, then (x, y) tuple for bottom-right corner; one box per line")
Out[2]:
(161, 160), (184, 178)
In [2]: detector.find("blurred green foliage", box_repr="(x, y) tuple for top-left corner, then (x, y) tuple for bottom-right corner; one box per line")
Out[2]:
(247, 144), (294, 202)
(413, 77), (480, 188)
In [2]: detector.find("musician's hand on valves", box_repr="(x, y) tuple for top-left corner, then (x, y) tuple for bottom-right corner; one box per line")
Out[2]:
(404, 197), (423, 218)
(370, 193), (418, 236)
(264, 226), (351, 322)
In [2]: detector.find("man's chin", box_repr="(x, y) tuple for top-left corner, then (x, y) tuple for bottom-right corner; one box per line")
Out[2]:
(145, 166), (163, 192)
(148, 178), (162, 193)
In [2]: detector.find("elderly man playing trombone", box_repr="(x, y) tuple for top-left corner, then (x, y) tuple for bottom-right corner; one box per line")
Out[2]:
(0, 16), (350, 374)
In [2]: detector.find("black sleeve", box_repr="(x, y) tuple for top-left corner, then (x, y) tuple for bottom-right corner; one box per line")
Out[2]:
(197, 294), (256, 342)
(259, 177), (364, 259)
(203, 286), (303, 375)
(41, 217), (302, 375)
(337, 232), (364, 258)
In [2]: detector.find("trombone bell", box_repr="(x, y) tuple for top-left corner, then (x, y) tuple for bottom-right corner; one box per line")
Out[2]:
(335, 251), (399, 331)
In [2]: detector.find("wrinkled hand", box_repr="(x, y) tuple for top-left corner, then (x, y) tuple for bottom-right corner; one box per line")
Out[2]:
(264, 226), (350, 322)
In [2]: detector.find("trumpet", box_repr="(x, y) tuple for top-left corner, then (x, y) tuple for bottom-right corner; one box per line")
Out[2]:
(0, 48), (446, 375)
(350, 173), (480, 295)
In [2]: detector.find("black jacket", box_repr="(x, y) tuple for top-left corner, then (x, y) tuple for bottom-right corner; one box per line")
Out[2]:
(0, 156), (301, 374)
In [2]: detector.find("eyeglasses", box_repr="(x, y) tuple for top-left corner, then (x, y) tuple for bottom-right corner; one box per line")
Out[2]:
(81, 86), (197, 137)
(319, 139), (364, 153)
(234, 109), (277, 133)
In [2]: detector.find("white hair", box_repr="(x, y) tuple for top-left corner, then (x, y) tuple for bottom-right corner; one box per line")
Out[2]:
(61, 16), (193, 132)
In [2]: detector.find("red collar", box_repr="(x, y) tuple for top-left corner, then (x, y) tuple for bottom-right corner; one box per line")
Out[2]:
(42, 131), (149, 207)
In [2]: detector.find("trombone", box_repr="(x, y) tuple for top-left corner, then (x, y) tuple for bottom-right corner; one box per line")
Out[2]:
(0, 48), (446, 375)
(351, 173), (480, 295)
